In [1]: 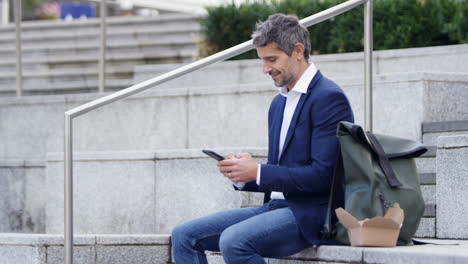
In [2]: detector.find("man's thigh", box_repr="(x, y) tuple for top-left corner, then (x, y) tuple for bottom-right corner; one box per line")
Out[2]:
(174, 205), (268, 252)
(220, 207), (310, 258)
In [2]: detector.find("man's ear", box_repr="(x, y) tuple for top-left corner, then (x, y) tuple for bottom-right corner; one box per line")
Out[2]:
(292, 43), (305, 61)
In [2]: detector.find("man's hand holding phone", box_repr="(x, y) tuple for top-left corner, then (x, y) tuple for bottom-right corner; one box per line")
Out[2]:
(218, 152), (258, 183)
(202, 149), (258, 183)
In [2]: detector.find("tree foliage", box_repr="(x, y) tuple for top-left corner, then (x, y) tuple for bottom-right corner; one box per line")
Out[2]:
(199, 0), (467, 59)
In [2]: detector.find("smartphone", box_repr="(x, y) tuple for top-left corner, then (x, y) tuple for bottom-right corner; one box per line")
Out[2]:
(202, 149), (225, 161)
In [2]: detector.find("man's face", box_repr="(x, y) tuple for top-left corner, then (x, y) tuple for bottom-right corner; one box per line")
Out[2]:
(256, 42), (299, 89)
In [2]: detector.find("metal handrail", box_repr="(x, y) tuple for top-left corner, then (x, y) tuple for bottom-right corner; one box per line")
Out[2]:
(11, 1), (108, 96)
(14, 0), (22, 97)
(1, 0), (8, 25)
(99, 0), (107, 93)
(64, 0), (373, 263)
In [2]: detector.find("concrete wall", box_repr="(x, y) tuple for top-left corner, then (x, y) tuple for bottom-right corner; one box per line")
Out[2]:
(45, 148), (266, 234)
(0, 160), (45, 233)
(134, 44), (468, 87)
(436, 135), (468, 239)
(0, 233), (171, 264)
(1, 72), (467, 161)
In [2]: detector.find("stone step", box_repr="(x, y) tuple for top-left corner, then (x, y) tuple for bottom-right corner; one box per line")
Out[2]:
(415, 156), (436, 174)
(0, 233), (171, 264)
(1, 234), (467, 264)
(0, 79), (133, 96)
(421, 146), (436, 157)
(422, 120), (468, 146)
(0, 13), (200, 40)
(0, 35), (197, 59)
(0, 56), (190, 75)
(208, 239), (468, 264)
(419, 173), (436, 185)
(0, 47), (195, 66)
(0, 67), (133, 82)
(0, 22), (200, 42)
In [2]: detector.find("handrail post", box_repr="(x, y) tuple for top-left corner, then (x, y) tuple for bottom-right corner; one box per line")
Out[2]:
(14, 0), (22, 97)
(364, 0), (373, 131)
(99, 0), (107, 93)
(1, 0), (9, 25)
(64, 114), (74, 264)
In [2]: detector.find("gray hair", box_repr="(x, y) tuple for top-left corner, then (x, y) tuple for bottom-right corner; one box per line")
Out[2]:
(252, 14), (311, 60)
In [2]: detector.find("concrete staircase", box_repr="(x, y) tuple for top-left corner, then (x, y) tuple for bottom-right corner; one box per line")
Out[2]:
(1, 43), (468, 263)
(414, 121), (468, 238)
(0, 14), (200, 95)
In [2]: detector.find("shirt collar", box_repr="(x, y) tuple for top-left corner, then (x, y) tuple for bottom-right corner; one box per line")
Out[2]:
(279, 62), (318, 97)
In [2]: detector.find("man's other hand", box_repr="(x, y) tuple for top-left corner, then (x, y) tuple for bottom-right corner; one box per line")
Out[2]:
(217, 153), (258, 183)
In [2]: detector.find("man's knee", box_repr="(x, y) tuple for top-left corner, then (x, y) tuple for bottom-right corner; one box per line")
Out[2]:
(171, 222), (190, 247)
(219, 226), (249, 257)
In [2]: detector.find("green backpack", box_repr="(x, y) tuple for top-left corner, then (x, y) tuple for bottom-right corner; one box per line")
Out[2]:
(322, 121), (428, 245)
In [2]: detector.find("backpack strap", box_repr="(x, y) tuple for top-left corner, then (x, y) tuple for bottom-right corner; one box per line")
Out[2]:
(350, 125), (402, 188)
(366, 132), (402, 188)
(321, 151), (343, 240)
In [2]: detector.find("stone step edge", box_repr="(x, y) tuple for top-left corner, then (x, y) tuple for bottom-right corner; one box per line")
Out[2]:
(0, 13), (201, 31)
(0, 49), (195, 66)
(208, 239), (468, 263)
(423, 120), (468, 133)
(0, 79), (134, 94)
(0, 38), (196, 53)
(2, 234), (466, 264)
(0, 233), (170, 246)
(420, 146), (436, 157)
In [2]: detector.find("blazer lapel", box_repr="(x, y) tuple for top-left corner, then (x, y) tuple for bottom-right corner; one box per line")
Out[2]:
(270, 97), (286, 165)
(279, 71), (323, 161)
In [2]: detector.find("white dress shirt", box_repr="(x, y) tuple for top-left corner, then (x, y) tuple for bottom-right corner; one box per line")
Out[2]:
(235, 62), (318, 200)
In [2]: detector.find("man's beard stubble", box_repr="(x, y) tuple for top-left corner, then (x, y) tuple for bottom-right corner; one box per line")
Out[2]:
(272, 70), (295, 88)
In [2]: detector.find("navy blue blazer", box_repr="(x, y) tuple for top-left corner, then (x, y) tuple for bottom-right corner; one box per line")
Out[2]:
(240, 71), (354, 244)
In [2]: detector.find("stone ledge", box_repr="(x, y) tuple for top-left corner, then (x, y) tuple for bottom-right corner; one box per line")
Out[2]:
(0, 159), (45, 168)
(421, 146), (436, 157)
(1, 234), (466, 264)
(423, 120), (468, 133)
(0, 234), (94, 246)
(45, 147), (268, 162)
(437, 135), (468, 148)
(419, 173), (436, 185)
(0, 13), (200, 31)
(208, 239), (468, 264)
(0, 234), (171, 264)
(0, 233), (171, 246)
(282, 240), (468, 264)
(95, 234), (170, 245)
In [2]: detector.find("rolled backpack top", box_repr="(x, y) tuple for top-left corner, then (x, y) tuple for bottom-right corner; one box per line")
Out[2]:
(322, 121), (428, 246)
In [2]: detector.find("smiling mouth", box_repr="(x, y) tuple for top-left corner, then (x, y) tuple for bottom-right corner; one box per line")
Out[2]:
(270, 71), (280, 79)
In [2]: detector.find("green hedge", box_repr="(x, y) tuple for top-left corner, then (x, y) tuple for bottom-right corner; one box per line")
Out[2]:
(199, 0), (467, 59)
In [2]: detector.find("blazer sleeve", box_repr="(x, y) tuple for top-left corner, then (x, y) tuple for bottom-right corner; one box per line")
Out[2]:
(258, 88), (353, 194)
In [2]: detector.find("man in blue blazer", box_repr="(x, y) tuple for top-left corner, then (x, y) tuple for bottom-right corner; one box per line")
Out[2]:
(172, 14), (354, 264)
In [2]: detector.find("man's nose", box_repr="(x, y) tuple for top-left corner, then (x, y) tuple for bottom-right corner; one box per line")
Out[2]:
(263, 63), (272, 74)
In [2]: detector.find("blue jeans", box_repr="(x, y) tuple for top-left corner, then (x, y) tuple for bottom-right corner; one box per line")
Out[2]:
(171, 199), (311, 264)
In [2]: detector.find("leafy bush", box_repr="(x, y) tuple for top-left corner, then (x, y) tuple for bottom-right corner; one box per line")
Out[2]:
(199, 0), (467, 59)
